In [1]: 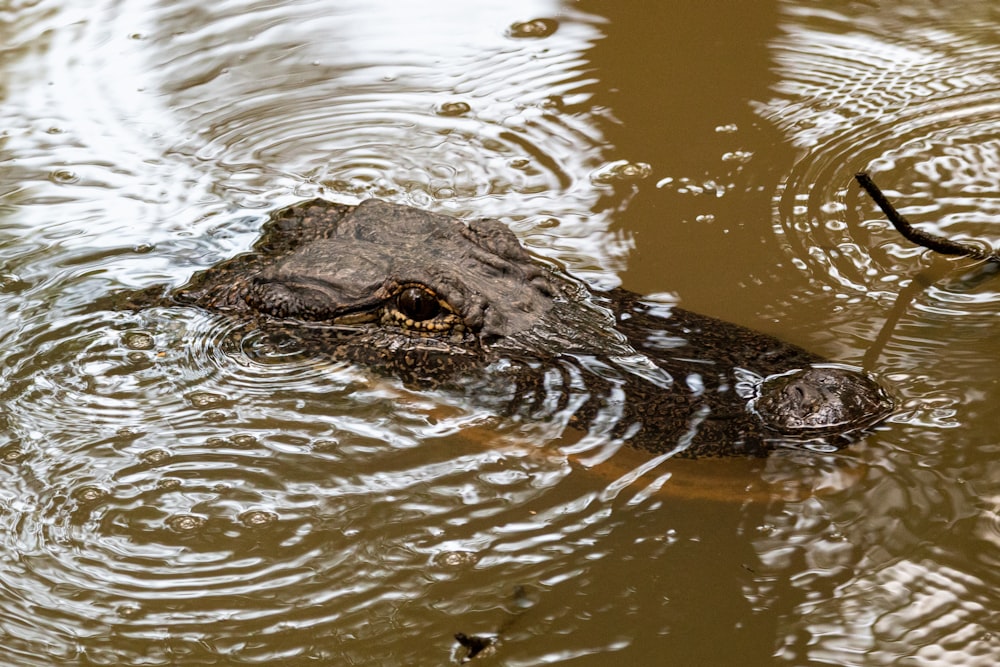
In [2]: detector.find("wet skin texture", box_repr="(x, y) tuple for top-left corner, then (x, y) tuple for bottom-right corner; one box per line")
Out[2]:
(119, 199), (893, 457)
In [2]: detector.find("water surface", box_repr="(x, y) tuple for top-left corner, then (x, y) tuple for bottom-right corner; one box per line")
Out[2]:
(1, 0), (999, 664)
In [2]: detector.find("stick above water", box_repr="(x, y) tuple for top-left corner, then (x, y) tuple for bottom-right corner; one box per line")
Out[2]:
(855, 171), (998, 262)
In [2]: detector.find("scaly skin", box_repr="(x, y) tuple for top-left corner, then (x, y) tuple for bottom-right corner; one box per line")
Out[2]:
(112, 199), (893, 457)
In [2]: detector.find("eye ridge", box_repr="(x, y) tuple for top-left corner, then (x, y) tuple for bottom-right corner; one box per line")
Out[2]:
(396, 285), (441, 322)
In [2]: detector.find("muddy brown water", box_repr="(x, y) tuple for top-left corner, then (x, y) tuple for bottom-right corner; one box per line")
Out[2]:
(2, 1), (999, 665)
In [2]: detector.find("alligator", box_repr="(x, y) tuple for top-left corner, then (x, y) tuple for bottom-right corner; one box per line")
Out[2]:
(115, 197), (895, 457)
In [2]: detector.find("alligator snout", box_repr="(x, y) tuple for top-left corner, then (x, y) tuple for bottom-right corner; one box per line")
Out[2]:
(752, 366), (893, 437)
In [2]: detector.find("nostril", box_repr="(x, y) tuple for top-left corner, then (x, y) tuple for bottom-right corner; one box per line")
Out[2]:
(784, 380), (819, 410)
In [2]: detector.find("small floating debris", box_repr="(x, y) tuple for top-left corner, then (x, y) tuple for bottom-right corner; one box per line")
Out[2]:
(165, 514), (206, 533)
(506, 18), (558, 39)
(0, 272), (28, 293)
(239, 510), (277, 528)
(0, 446), (26, 464)
(454, 632), (497, 663)
(591, 160), (652, 184)
(436, 101), (471, 117)
(656, 176), (729, 197)
(721, 150), (753, 164)
(49, 168), (79, 185)
(432, 550), (479, 569)
(187, 391), (226, 408)
(139, 448), (170, 464)
(73, 485), (109, 504)
(121, 331), (155, 351)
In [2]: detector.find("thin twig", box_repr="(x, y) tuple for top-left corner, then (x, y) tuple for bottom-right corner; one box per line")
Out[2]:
(854, 171), (998, 262)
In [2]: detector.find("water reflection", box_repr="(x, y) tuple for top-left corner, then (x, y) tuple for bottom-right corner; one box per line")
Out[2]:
(753, 2), (1000, 664)
(1, 0), (999, 664)
(0, 1), (654, 662)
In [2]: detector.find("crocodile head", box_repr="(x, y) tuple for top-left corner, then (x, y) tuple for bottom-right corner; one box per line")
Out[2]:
(190, 199), (624, 385)
(245, 200), (561, 343)
(154, 198), (892, 457)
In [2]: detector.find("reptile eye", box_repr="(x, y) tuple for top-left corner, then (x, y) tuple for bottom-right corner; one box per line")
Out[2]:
(397, 286), (440, 321)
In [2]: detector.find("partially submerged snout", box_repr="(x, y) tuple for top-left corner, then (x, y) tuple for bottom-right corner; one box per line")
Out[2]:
(750, 365), (893, 438)
(129, 198), (898, 458)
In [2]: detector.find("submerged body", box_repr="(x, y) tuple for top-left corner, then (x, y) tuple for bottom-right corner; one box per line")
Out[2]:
(119, 199), (892, 457)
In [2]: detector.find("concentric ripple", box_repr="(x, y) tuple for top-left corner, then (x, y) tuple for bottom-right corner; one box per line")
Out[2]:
(779, 552), (1000, 666)
(122, 0), (632, 280)
(0, 3), (668, 659)
(0, 266), (638, 664)
(6, 0), (999, 664)
(0, 436), (369, 663)
(0, 294), (614, 664)
(749, 1), (1000, 434)
(746, 6), (1000, 663)
(3, 0), (635, 296)
(759, 5), (1000, 303)
(0, 305), (334, 438)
